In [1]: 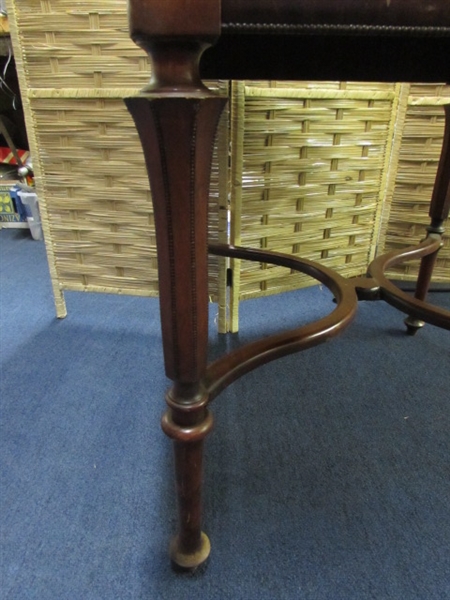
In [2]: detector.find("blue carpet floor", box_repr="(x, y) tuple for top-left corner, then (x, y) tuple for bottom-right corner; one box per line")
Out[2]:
(1, 228), (449, 599)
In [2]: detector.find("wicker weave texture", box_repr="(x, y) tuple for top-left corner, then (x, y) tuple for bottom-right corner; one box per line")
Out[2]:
(10, 0), (151, 89)
(7, 0), (229, 314)
(29, 94), (227, 298)
(381, 84), (450, 282)
(8, 0), (449, 331)
(30, 95), (157, 294)
(231, 81), (398, 300)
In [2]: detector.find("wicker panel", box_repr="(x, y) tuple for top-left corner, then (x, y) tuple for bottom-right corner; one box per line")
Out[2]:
(245, 81), (398, 92)
(29, 92), (227, 299)
(9, 0), (448, 334)
(381, 84), (450, 282)
(231, 82), (398, 303)
(29, 96), (156, 293)
(7, 0), (229, 322)
(9, 0), (151, 89)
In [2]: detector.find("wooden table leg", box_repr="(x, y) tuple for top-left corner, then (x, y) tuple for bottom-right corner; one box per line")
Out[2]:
(126, 91), (226, 570)
(405, 104), (450, 334)
(125, 0), (224, 568)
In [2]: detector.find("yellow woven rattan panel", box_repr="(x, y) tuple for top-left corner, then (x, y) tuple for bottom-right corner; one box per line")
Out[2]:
(7, 0), (229, 327)
(29, 95), (157, 293)
(230, 81), (399, 306)
(9, 0), (448, 331)
(28, 92), (227, 298)
(9, 0), (151, 89)
(380, 84), (450, 282)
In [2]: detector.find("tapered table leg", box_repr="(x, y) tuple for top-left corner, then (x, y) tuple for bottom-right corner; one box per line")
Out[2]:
(405, 104), (450, 334)
(126, 94), (226, 568)
(125, 0), (224, 567)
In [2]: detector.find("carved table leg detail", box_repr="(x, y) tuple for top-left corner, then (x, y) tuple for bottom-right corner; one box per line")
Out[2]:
(126, 94), (225, 569)
(161, 386), (213, 568)
(125, 96), (227, 381)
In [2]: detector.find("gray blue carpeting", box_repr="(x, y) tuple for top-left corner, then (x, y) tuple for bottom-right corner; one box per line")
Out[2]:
(1, 228), (449, 599)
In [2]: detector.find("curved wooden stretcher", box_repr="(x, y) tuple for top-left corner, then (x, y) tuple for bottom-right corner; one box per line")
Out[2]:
(124, 0), (450, 568)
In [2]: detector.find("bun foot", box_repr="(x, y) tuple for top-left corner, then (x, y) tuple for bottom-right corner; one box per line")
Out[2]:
(404, 316), (425, 336)
(170, 532), (211, 569)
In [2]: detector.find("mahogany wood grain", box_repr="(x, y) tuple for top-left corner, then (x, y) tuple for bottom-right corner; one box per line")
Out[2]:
(205, 244), (358, 400)
(125, 92), (226, 568)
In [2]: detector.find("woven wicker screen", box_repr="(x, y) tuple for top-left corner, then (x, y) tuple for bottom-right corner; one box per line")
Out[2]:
(7, 2), (151, 89)
(7, 1), (448, 335)
(228, 81), (401, 331)
(7, 0), (229, 330)
(379, 83), (450, 282)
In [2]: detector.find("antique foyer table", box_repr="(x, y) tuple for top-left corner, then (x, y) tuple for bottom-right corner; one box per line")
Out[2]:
(125, 0), (450, 568)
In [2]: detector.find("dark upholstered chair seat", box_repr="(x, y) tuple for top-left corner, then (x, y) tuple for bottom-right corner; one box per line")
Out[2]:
(221, 0), (450, 30)
(201, 0), (450, 82)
